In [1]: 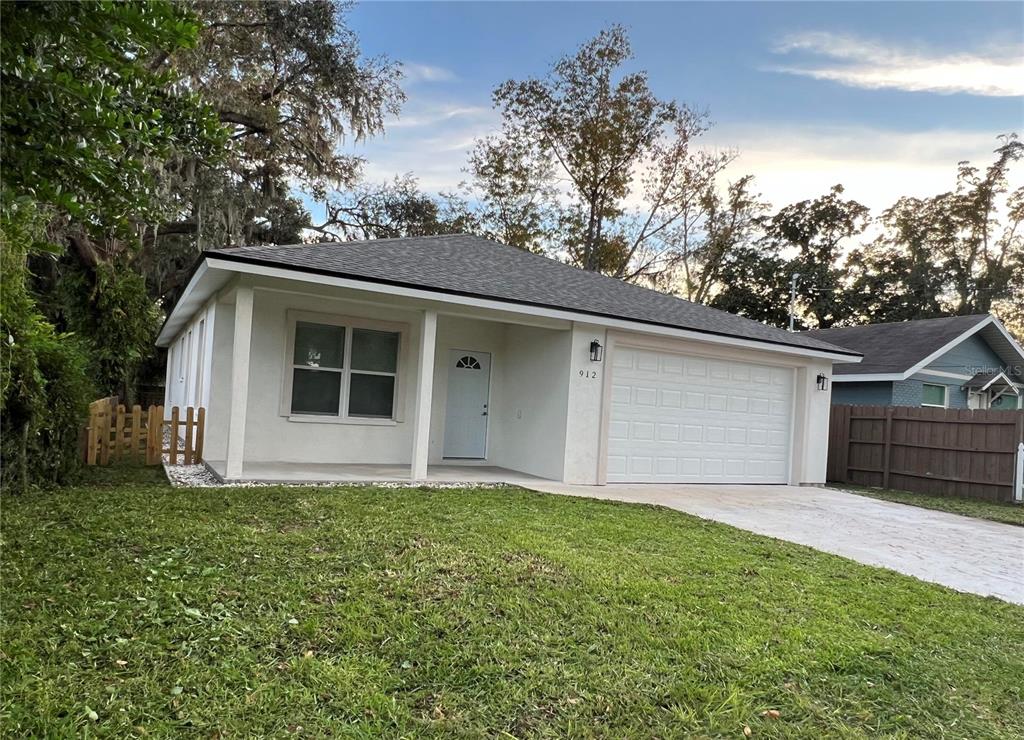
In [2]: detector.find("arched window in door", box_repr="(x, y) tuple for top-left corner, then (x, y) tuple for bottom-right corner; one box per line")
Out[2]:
(455, 355), (482, 370)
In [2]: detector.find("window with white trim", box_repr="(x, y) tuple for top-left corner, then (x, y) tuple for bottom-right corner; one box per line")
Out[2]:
(288, 317), (401, 419)
(921, 383), (947, 408)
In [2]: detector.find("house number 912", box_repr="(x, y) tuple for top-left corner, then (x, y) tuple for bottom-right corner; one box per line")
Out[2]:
(578, 370), (599, 380)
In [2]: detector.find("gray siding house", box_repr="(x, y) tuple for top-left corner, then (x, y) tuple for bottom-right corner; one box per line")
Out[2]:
(805, 314), (1024, 410)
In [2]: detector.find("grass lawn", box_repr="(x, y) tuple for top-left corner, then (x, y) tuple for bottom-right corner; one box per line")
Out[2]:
(832, 484), (1024, 527)
(3, 467), (1023, 738)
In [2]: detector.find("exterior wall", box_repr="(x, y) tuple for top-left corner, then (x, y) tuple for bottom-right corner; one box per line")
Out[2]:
(894, 375), (968, 408)
(490, 325), (571, 480)
(203, 298), (234, 463)
(923, 333), (1004, 377)
(830, 381), (893, 406)
(187, 276), (838, 485)
(164, 299), (216, 411)
(563, 323), (608, 484)
(792, 359), (834, 485)
(426, 316), (571, 480)
(241, 287), (423, 465)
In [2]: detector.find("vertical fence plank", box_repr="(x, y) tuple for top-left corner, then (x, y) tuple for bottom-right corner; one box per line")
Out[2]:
(184, 407), (195, 465)
(195, 407), (206, 463)
(114, 404), (126, 460)
(882, 406), (893, 489)
(86, 422), (97, 465)
(98, 404), (111, 466)
(169, 406), (179, 465)
(131, 406), (142, 460)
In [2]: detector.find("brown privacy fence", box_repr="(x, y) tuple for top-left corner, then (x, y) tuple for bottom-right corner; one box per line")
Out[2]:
(827, 405), (1024, 502)
(84, 397), (205, 466)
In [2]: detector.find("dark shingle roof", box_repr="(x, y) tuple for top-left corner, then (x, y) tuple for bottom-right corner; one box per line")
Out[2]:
(804, 314), (990, 375)
(207, 234), (857, 357)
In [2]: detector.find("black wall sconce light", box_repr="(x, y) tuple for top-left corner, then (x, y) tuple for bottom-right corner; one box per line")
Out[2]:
(816, 373), (829, 391)
(590, 340), (604, 362)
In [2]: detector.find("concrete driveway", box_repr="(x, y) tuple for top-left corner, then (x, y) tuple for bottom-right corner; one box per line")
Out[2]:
(526, 481), (1024, 605)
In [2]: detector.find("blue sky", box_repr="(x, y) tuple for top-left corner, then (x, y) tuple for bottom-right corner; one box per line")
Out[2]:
(337, 1), (1024, 213)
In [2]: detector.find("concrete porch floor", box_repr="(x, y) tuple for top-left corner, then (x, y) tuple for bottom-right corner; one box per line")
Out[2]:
(204, 460), (549, 485)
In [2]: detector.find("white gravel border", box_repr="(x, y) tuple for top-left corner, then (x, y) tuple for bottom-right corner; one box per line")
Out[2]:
(162, 462), (511, 489)
(160, 429), (510, 489)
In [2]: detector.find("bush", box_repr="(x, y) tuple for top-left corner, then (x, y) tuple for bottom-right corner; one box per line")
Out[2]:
(1, 196), (94, 492)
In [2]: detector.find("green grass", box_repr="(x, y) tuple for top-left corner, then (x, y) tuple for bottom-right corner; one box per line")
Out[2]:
(3, 467), (1023, 738)
(833, 484), (1024, 527)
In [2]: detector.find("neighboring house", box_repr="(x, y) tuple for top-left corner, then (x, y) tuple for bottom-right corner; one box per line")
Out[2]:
(158, 235), (860, 485)
(805, 315), (1024, 410)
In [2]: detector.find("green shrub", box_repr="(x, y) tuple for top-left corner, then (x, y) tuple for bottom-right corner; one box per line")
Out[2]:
(1, 196), (94, 492)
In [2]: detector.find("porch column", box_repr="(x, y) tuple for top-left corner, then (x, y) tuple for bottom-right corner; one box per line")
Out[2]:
(410, 309), (438, 481)
(225, 281), (254, 479)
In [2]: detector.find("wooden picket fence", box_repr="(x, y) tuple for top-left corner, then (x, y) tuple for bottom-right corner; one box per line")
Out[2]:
(84, 397), (205, 466)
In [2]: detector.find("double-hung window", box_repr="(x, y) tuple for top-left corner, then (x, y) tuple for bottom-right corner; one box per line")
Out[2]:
(287, 314), (403, 421)
(921, 383), (947, 408)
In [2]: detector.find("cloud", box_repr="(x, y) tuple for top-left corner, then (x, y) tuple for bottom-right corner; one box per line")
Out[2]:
(401, 62), (457, 85)
(768, 32), (1024, 97)
(703, 125), (1021, 215)
(386, 104), (492, 130)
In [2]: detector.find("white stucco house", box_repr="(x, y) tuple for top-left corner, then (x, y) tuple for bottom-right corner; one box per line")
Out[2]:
(157, 235), (861, 485)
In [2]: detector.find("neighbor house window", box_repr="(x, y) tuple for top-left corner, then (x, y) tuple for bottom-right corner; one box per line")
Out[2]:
(921, 383), (947, 408)
(286, 314), (403, 420)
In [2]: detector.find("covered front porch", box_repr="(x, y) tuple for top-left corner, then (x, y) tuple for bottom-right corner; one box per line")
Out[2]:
(207, 275), (594, 485)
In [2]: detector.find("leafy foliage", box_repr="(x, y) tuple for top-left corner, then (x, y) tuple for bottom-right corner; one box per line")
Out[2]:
(471, 26), (742, 281)
(0, 0), (221, 233)
(1, 197), (94, 492)
(845, 135), (1024, 327)
(46, 259), (161, 404)
(147, 0), (404, 305)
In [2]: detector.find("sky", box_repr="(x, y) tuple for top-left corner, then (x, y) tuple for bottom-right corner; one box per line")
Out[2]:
(336, 1), (1024, 216)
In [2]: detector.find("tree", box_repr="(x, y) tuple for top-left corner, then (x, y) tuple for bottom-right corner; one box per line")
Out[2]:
(464, 135), (557, 253)
(708, 242), (791, 328)
(1, 1), (222, 234)
(843, 136), (1023, 326)
(1, 0), (219, 486)
(667, 174), (767, 301)
(841, 198), (947, 324)
(930, 135), (1022, 315)
(471, 26), (740, 283)
(310, 175), (477, 242)
(145, 0), (404, 305)
(761, 185), (870, 329)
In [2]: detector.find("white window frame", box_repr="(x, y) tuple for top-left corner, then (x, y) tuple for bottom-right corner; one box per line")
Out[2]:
(921, 382), (948, 408)
(280, 310), (408, 425)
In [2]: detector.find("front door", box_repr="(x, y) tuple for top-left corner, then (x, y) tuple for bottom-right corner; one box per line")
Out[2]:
(443, 350), (491, 458)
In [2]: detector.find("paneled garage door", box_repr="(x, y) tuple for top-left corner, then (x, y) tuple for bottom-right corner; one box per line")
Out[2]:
(607, 347), (794, 483)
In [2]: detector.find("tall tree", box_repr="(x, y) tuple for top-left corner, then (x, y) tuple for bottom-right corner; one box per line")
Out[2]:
(761, 185), (870, 329)
(1, 0), (221, 486)
(470, 25), (739, 282)
(843, 136), (1023, 326)
(146, 0), (404, 306)
(310, 175), (477, 242)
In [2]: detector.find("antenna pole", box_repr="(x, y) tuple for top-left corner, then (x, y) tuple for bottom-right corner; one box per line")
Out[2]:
(789, 273), (801, 332)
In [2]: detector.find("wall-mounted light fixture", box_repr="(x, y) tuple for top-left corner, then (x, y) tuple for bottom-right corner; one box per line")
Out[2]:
(816, 373), (829, 391)
(590, 340), (604, 362)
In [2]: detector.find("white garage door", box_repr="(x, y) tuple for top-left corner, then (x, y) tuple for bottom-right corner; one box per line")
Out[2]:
(607, 347), (794, 483)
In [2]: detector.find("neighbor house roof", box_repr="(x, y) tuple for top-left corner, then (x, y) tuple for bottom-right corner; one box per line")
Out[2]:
(196, 234), (859, 357)
(804, 314), (1024, 380)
